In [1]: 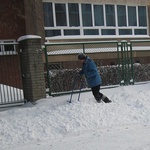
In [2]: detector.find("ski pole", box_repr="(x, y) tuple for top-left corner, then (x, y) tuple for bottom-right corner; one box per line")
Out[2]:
(77, 88), (81, 101)
(68, 76), (77, 103)
(68, 75), (82, 103)
(77, 77), (84, 101)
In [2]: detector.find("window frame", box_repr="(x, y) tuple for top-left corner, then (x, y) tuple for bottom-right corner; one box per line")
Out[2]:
(43, 2), (148, 39)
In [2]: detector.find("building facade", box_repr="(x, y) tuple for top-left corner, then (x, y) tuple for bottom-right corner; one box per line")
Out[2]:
(0, 0), (150, 42)
(0, 0), (150, 64)
(43, 0), (150, 43)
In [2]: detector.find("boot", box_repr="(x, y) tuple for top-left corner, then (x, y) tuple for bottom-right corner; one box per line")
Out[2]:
(102, 95), (111, 103)
(95, 97), (102, 103)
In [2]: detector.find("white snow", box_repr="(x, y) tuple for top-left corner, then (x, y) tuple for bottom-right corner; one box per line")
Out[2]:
(45, 35), (150, 41)
(17, 35), (41, 42)
(0, 82), (150, 150)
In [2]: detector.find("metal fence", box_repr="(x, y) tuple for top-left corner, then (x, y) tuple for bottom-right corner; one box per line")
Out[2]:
(44, 41), (121, 96)
(0, 42), (24, 107)
(117, 41), (134, 85)
(44, 40), (150, 96)
(130, 40), (150, 82)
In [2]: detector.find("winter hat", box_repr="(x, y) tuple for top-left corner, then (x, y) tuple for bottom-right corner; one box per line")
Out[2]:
(78, 53), (86, 60)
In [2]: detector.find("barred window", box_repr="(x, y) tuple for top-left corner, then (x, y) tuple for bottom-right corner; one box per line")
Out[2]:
(0, 40), (17, 55)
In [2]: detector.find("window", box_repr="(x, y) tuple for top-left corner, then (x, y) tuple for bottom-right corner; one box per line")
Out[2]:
(117, 5), (127, 26)
(81, 4), (92, 26)
(128, 6), (137, 26)
(68, 3), (80, 26)
(84, 29), (99, 35)
(119, 29), (132, 35)
(105, 5), (115, 26)
(102, 29), (116, 35)
(94, 5), (104, 26)
(55, 3), (67, 26)
(138, 6), (147, 26)
(43, 2), (148, 38)
(45, 30), (61, 37)
(135, 29), (147, 35)
(4, 42), (15, 51)
(0, 40), (17, 55)
(64, 29), (80, 35)
(43, 3), (54, 27)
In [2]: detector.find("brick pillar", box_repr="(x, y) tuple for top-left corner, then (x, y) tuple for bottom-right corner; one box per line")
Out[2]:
(18, 35), (46, 102)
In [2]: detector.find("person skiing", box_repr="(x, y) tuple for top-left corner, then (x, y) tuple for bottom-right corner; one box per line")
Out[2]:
(78, 53), (111, 103)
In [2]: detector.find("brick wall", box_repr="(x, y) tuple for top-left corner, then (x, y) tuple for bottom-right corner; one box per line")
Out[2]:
(0, 0), (45, 42)
(0, 0), (26, 39)
(18, 36), (46, 102)
(0, 55), (22, 89)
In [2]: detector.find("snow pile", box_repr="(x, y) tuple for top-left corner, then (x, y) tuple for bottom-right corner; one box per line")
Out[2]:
(0, 82), (150, 149)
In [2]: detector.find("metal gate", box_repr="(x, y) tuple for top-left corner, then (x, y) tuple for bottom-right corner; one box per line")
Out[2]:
(117, 40), (134, 85)
(0, 42), (24, 107)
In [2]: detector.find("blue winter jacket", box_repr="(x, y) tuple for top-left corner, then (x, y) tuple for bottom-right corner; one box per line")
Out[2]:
(79, 56), (102, 87)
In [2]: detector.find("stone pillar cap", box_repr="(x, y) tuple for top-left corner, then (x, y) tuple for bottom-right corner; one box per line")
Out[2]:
(17, 35), (41, 42)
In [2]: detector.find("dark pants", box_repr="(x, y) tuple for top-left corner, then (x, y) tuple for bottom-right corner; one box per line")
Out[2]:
(91, 85), (111, 103)
(91, 84), (103, 102)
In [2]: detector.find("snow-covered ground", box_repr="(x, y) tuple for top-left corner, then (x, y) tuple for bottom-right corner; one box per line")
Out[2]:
(0, 82), (150, 150)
